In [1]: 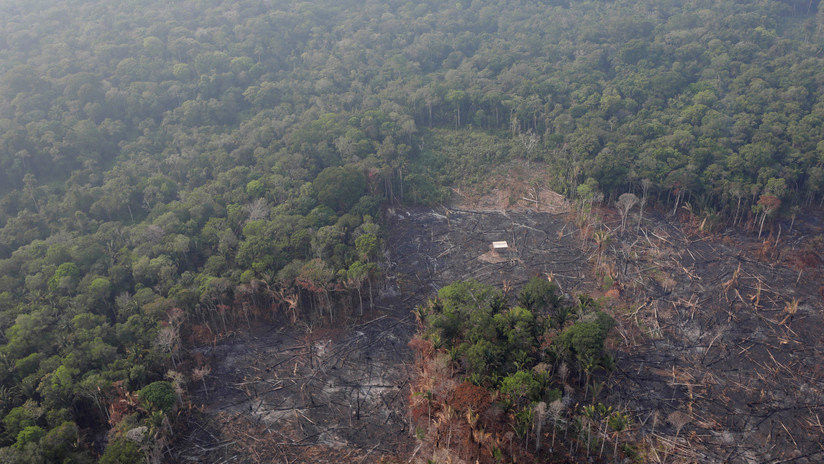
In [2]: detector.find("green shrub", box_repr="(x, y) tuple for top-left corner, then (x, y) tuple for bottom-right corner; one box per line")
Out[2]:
(138, 381), (176, 413)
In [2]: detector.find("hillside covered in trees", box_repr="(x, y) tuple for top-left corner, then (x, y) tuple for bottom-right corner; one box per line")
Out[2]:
(0, 0), (823, 461)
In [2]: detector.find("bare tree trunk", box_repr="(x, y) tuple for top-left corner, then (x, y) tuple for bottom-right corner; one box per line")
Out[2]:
(535, 416), (544, 452)
(324, 290), (333, 324)
(638, 200), (644, 234)
(734, 196), (742, 225)
(671, 190), (681, 216)
(398, 167), (403, 203)
(368, 279), (374, 311)
(758, 212), (767, 238)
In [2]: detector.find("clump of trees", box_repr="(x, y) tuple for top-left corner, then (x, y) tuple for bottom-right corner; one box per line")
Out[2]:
(410, 278), (629, 462)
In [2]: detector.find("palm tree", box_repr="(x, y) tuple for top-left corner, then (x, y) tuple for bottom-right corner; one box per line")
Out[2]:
(609, 410), (630, 461)
(578, 352), (599, 402)
(592, 230), (610, 270)
(576, 294), (596, 314)
(274, 287), (300, 323)
(553, 304), (573, 330)
(436, 406), (456, 452)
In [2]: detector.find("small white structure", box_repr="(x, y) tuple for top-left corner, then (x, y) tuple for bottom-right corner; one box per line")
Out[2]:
(480, 240), (515, 264)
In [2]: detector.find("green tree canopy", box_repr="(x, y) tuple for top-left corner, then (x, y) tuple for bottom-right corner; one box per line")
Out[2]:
(313, 166), (367, 213)
(138, 381), (176, 413)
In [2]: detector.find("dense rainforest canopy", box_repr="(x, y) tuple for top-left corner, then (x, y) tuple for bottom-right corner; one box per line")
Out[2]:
(0, 0), (822, 461)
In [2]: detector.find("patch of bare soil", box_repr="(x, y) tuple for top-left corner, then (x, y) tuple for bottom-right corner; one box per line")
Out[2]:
(452, 163), (570, 214)
(603, 210), (824, 464)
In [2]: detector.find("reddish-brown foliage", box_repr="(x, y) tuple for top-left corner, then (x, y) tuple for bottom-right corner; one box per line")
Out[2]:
(408, 336), (434, 359)
(410, 401), (430, 426)
(107, 381), (137, 427)
(757, 194), (781, 211)
(757, 237), (780, 261)
(187, 324), (215, 346)
(449, 382), (491, 414)
(789, 250), (822, 270)
(604, 282), (622, 299)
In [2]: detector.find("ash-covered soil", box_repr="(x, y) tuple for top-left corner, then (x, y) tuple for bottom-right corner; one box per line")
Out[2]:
(604, 211), (824, 464)
(171, 199), (824, 464)
(385, 206), (824, 464)
(385, 206), (592, 307)
(170, 204), (590, 463)
(172, 314), (416, 463)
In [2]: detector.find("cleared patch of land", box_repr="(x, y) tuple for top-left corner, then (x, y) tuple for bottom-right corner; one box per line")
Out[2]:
(171, 200), (591, 463)
(603, 210), (824, 464)
(173, 196), (824, 464)
(172, 312), (416, 463)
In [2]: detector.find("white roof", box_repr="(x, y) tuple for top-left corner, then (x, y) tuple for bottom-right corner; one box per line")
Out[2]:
(492, 241), (509, 249)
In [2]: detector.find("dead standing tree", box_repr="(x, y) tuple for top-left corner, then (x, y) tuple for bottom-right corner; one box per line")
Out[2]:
(518, 129), (540, 167)
(274, 286), (300, 323)
(616, 193), (639, 234)
(156, 307), (184, 369)
(592, 229), (611, 273)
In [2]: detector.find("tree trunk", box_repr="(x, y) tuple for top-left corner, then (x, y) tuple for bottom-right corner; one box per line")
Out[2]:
(398, 167), (403, 203)
(758, 211), (767, 239)
(638, 202), (644, 234)
(734, 196), (742, 225)
(368, 279), (374, 311)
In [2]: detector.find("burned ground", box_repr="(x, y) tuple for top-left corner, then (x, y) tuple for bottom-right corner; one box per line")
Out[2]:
(385, 205), (592, 308)
(170, 202), (592, 463)
(171, 197), (824, 464)
(171, 314), (415, 463)
(603, 210), (824, 463)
